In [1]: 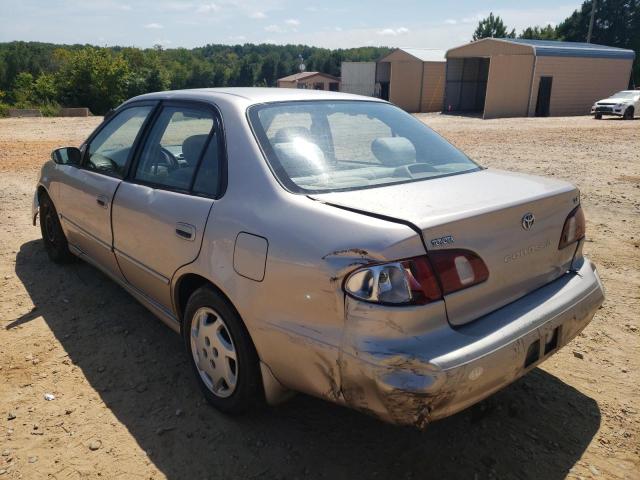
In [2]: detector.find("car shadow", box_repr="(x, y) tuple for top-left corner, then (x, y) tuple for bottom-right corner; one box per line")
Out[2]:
(11, 239), (601, 479)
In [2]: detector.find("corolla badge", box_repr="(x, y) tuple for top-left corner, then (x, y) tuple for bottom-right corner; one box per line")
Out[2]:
(521, 213), (535, 231)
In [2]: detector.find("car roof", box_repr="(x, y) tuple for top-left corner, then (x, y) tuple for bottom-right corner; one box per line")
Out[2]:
(125, 87), (386, 107)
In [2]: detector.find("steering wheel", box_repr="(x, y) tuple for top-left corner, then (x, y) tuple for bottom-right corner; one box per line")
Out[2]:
(160, 147), (179, 171)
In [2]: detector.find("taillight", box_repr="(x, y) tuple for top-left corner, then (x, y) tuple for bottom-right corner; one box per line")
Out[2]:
(343, 250), (488, 306)
(558, 205), (585, 249)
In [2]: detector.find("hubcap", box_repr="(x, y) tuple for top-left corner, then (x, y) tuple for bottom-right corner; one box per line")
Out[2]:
(190, 307), (238, 398)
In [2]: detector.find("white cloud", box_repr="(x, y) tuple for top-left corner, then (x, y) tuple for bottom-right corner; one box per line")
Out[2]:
(250, 11), (266, 19)
(264, 24), (283, 33)
(444, 19), (457, 25)
(285, 18), (300, 26)
(144, 23), (164, 29)
(153, 38), (172, 46)
(377, 27), (409, 36)
(196, 2), (220, 13)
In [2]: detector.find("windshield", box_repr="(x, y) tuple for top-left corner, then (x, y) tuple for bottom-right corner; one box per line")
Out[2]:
(613, 91), (638, 99)
(248, 101), (481, 194)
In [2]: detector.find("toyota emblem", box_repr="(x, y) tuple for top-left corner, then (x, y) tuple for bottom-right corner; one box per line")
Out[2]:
(521, 213), (535, 230)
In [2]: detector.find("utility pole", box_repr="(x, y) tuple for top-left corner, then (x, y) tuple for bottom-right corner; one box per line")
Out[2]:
(587, 0), (597, 43)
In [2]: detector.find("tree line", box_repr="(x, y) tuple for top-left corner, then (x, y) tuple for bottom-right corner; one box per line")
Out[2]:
(0, 0), (637, 116)
(0, 43), (389, 115)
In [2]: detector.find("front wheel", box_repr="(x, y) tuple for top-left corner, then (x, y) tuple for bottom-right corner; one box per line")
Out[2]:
(183, 286), (263, 413)
(623, 107), (634, 120)
(39, 193), (74, 263)
(594, 113), (602, 120)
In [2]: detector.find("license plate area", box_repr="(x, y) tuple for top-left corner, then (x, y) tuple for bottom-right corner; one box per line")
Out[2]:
(524, 326), (561, 368)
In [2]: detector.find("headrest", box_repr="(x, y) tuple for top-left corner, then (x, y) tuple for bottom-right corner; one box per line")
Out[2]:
(273, 127), (312, 144)
(182, 134), (209, 166)
(371, 137), (417, 167)
(273, 138), (326, 178)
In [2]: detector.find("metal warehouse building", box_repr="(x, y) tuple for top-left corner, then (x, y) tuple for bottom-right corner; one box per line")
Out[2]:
(376, 48), (446, 113)
(444, 38), (635, 119)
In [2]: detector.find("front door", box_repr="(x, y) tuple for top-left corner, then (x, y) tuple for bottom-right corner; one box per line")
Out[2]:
(112, 102), (223, 311)
(57, 105), (154, 279)
(535, 76), (553, 117)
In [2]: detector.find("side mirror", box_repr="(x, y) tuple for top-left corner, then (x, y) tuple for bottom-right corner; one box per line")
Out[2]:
(51, 147), (82, 166)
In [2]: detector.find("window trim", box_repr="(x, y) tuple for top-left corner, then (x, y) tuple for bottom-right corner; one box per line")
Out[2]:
(125, 99), (228, 200)
(80, 101), (160, 180)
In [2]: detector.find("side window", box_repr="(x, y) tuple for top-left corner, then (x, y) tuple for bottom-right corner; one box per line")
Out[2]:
(86, 106), (152, 177)
(134, 106), (214, 191)
(192, 138), (221, 197)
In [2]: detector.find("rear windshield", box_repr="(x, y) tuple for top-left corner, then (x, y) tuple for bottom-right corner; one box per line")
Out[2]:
(248, 101), (481, 194)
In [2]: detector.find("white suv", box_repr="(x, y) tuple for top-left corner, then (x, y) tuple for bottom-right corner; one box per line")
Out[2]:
(591, 90), (639, 120)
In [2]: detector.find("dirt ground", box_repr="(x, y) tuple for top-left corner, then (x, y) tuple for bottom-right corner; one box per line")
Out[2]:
(0, 114), (638, 480)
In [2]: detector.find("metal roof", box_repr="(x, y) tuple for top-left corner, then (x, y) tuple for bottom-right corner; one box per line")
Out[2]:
(391, 48), (446, 62)
(504, 38), (635, 60)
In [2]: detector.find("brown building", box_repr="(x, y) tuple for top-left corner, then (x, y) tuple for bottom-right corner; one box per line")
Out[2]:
(276, 71), (340, 91)
(375, 48), (446, 113)
(444, 38), (635, 119)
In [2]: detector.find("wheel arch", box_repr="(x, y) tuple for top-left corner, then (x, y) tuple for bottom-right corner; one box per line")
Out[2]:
(172, 271), (293, 405)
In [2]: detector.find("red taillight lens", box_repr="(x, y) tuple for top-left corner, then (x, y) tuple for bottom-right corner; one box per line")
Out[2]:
(430, 249), (489, 294)
(401, 256), (442, 304)
(343, 250), (488, 306)
(558, 205), (586, 249)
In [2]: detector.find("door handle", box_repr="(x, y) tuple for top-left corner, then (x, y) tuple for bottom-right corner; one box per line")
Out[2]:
(175, 223), (196, 241)
(96, 195), (109, 208)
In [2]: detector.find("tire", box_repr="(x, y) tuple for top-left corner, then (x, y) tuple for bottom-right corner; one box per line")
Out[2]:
(183, 286), (263, 413)
(623, 107), (634, 120)
(594, 113), (602, 120)
(39, 193), (74, 264)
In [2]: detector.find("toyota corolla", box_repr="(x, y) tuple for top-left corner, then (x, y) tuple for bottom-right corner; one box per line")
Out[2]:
(33, 88), (605, 428)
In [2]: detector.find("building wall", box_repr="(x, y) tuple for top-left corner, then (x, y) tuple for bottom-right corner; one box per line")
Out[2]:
(340, 62), (376, 96)
(277, 80), (297, 88)
(388, 60), (423, 112)
(420, 62), (446, 112)
(447, 39), (533, 58)
(483, 55), (535, 119)
(527, 56), (633, 116)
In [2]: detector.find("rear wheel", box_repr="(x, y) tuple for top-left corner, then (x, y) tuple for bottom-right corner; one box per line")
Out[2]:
(39, 193), (74, 263)
(594, 113), (602, 120)
(623, 107), (634, 120)
(183, 286), (263, 413)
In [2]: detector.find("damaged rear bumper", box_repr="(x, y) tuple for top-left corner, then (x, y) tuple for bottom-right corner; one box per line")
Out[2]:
(339, 256), (604, 428)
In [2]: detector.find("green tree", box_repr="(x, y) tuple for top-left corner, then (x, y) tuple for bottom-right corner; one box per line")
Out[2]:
(56, 47), (131, 114)
(12, 71), (34, 104)
(33, 73), (58, 103)
(519, 24), (560, 40)
(473, 12), (516, 40)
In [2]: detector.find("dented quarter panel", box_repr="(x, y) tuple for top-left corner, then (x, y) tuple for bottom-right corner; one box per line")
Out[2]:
(340, 256), (604, 427)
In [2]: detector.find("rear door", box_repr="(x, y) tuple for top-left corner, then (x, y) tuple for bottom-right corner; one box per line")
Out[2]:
(57, 104), (154, 280)
(112, 101), (224, 310)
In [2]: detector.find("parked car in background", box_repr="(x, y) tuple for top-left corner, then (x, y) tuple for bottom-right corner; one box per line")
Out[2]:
(33, 88), (605, 428)
(591, 90), (639, 119)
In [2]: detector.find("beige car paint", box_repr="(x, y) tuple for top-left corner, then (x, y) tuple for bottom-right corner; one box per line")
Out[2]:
(33, 88), (605, 427)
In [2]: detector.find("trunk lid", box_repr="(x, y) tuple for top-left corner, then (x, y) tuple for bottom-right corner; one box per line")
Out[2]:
(311, 169), (580, 326)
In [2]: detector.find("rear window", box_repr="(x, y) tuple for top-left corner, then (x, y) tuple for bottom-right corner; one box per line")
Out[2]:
(248, 101), (480, 194)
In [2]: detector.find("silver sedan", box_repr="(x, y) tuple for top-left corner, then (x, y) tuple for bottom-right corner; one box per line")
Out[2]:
(33, 88), (605, 428)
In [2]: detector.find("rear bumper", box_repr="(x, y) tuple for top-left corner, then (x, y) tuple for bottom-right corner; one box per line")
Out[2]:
(340, 256), (605, 428)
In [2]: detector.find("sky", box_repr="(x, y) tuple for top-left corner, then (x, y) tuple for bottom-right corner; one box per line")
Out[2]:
(0, 0), (580, 50)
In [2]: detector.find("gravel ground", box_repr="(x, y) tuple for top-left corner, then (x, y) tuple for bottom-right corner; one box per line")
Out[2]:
(0, 114), (638, 480)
